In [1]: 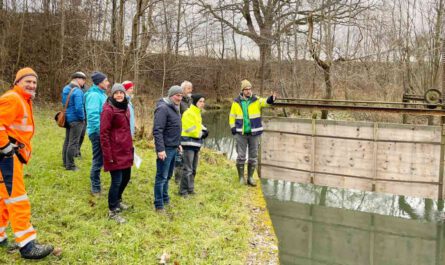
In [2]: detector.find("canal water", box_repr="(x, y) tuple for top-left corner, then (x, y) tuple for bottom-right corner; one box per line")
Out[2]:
(203, 110), (445, 265)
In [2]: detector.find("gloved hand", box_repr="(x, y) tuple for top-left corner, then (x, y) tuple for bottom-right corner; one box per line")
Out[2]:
(0, 142), (18, 157)
(231, 127), (237, 135)
(202, 130), (209, 139)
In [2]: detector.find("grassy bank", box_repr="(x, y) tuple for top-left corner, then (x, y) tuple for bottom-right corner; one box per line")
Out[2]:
(0, 106), (277, 264)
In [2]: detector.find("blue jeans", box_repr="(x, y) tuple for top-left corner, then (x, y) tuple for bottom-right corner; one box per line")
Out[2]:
(154, 147), (177, 209)
(88, 132), (103, 193)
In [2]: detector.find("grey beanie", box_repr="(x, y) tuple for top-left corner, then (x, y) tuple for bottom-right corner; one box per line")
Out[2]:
(167, 85), (182, 97)
(111, 83), (126, 95)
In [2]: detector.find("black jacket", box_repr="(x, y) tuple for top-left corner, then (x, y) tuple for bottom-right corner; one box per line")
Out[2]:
(180, 96), (192, 114)
(153, 98), (182, 152)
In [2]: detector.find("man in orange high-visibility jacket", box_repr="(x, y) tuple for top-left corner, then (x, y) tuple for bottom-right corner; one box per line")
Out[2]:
(0, 67), (54, 259)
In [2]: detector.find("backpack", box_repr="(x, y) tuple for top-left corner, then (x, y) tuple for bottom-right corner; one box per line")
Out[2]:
(55, 84), (78, 128)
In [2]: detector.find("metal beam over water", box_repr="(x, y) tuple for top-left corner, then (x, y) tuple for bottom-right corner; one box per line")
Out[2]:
(272, 98), (445, 116)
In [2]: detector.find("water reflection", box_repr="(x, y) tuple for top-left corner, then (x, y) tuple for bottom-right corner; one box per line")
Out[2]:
(202, 110), (237, 160)
(263, 179), (445, 265)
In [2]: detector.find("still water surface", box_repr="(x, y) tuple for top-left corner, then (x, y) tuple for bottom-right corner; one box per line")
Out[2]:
(203, 110), (445, 265)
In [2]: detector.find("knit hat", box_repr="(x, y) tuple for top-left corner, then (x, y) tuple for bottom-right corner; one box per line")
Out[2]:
(240, 79), (252, 91)
(91, 71), (107, 85)
(191, 94), (205, 106)
(14, 67), (38, 84)
(122, 80), (134, 90)
(111, 83), (126, 95)
(71, 71), (87, 80)
(167, 85), (183, 97)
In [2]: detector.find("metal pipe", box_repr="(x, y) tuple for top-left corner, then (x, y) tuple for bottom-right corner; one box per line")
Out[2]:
(271, 102), (445, 116)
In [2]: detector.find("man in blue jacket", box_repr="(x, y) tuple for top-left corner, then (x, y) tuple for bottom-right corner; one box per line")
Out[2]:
(62, 71), (86, 171)
(153, 85), (183, 211)
(85, 71), (109, 195)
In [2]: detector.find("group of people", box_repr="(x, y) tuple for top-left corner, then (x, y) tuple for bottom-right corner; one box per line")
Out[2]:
(0, 66), (275, 260)
(61, 71), (136, 224)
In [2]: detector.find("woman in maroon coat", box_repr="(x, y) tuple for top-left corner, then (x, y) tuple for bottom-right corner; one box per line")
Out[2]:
(100, 83), (134, 224)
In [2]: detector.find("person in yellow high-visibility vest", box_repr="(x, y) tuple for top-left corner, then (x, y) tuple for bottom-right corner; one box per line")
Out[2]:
(179, 94), (208, 196)
(0, 67), (54, 259)
(229, 80), (276, 186)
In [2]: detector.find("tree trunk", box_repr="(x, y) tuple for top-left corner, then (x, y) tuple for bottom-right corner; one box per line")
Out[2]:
(118, 0), (125, 81)
(111, 0), (118, 80)
(174, 0), (182, 58)
(258, 41), (272, 96)
(321, 68), (332, 119)
(60, 0), (65, 64)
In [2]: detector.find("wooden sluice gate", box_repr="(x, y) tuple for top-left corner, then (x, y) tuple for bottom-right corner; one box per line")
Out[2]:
(260, 99), (445, 200)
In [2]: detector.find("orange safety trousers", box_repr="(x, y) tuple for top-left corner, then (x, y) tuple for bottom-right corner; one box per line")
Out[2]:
(0, 155), (36, 247)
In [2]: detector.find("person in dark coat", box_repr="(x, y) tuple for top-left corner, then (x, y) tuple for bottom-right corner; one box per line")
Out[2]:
(100, 83), (134, 223)
(153, 85), (183, 212)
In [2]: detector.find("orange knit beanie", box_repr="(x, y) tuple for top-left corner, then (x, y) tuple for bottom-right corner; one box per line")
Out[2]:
(14, 67), (37, 84)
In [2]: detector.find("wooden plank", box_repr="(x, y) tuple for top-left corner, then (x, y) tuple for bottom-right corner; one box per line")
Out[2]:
(261, 165), (312, 184)
(376, 142), (440, 182)
(377, 123), (441, 143)
(314, 138), (375, 177)
(315, 119), (374, 139)
(313, 173), (373, 192)
(261, 132), (312, 170)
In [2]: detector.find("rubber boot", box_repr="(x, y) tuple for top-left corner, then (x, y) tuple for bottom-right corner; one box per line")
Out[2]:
(247, 164), (257, 187)
(20, 240), (54, 260)
(236, 164), (245, 184)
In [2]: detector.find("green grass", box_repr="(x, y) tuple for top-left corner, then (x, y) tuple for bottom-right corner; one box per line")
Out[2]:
(0, 106), (275, 264)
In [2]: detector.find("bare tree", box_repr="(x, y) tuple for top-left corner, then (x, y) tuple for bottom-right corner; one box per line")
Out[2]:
(198, 0), (367, 95)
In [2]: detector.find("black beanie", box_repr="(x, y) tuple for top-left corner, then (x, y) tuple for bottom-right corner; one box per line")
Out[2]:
(191, 94), (204, 105)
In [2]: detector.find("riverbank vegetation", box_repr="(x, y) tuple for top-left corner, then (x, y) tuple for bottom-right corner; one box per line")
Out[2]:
(0, 107), (277, 264)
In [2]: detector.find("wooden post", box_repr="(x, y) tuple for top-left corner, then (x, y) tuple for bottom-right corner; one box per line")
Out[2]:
(372, 122), (378, 191)
(311, 118), (316, 184)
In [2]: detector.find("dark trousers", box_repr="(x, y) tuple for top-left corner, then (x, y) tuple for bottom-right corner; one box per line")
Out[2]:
(108, 168), (131, 211)
(88, 132), (103, 193)
(62, 121), (84, 169)
(180, 148), (199, 195)
(154, 147), (177, 209)
(77, 121), (87, 156)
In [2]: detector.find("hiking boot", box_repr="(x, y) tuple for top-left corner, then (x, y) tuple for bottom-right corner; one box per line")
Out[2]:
(247, 164), (257, 187)
(19, 241), (54, 260)
(236, 164), (245, 184)
(118, 201), (133, 211)
(109, 210), (126, 224)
